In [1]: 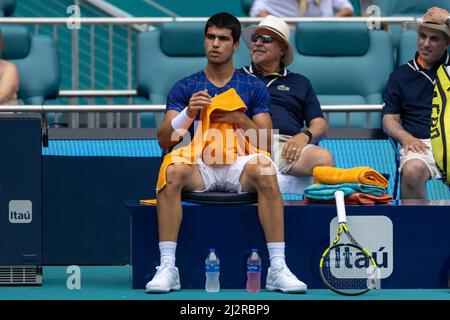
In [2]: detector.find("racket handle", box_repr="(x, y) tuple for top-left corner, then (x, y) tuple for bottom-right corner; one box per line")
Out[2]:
(335, 190), (347, 224)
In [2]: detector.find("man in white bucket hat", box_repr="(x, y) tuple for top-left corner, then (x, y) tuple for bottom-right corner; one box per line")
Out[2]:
(242, 15), (334, 178)
(383, 7), (450, 199)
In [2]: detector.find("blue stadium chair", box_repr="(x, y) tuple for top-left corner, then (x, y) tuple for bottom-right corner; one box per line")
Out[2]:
(1, 25), (59, 104)
(374, 0), (449, 17)
(241, 0), (254, 16)
(291, 22), (394, 128)
(374, 0), (449, 56)
(0, 0), (15, 17)
(397, 29), (418, 67)
(136, 22), (248, 128)
(352, 0), (360, 16)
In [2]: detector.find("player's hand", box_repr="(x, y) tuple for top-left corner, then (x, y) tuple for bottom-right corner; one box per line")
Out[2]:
(187, 90), (211, 118)
(210, 110), (245, 125)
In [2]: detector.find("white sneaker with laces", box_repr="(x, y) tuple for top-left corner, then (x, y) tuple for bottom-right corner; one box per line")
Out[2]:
(265, 265), (307, 293)
(145, 265), (181, 293)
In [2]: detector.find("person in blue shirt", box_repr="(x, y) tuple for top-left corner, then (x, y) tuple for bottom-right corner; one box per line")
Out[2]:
(146, 12), (307, 294)
(382, 7), (450, 199)
(242, 15), (334, 177)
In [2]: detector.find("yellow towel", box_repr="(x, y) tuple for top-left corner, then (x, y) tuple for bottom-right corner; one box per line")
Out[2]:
(140, 88), (268, 205)
(312, 166), (388, 188)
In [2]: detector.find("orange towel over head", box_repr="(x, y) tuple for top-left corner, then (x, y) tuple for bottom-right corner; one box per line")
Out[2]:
(312, 166), (388, 188)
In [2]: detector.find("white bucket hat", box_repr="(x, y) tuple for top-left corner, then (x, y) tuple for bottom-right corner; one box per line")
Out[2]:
(242, 15), (294, 66)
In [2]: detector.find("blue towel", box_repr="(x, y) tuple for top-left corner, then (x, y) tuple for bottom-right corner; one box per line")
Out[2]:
(304, 183), (386, 200)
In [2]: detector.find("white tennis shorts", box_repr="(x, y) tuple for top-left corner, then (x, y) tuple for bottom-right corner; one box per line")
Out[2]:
(196, 154), (276, 193)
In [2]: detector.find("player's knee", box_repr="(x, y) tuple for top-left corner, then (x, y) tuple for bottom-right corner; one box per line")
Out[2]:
(250, 165), (278, 193)
(165, 163), (190, 188)
(246, 157), (276, 178)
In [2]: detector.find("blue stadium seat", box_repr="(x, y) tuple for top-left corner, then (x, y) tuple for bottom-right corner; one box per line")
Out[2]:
(291, 22), (394, 128)
(397, 29), (418, 67)
(374, 0), (449, 56)
(136, 22), (248, 128)
(374, 0), (450, 17)
(241, 0), (254, 16)
(351, 0), (360, 16)
(0, 0), (15, 17)
(1, 25), (59, 104)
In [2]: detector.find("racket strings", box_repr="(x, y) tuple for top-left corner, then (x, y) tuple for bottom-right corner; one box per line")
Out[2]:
(322, 245), (376, 292)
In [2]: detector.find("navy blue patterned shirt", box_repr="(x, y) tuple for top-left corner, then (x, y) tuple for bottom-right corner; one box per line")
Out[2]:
(165, 69), (271, 152)
(167, 69), (270, 116)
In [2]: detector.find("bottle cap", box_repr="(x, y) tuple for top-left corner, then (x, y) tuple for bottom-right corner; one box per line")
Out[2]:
(209, 248), (215, 253)
(251, 248), (258, 253)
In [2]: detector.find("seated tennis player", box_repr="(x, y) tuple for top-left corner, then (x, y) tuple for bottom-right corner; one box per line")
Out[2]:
(144, 12), (307, 294)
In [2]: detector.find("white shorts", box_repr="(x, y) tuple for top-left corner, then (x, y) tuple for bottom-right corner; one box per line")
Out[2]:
(399, 138), (441, 179)
(196, 154), (276, 193)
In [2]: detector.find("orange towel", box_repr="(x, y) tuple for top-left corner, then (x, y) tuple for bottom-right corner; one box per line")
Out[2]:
(140, 88), (268, 205)
(304, 192), (393, 205)
(312, 166), (388, 189)
(345, 192), (393, 205)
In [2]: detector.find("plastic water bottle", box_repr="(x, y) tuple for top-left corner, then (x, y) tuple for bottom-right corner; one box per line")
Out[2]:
(205, 248), (220, 292)
(246, 248), (261, 292)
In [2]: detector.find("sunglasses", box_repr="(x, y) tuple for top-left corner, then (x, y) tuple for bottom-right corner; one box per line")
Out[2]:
(250, 33), (274, 44)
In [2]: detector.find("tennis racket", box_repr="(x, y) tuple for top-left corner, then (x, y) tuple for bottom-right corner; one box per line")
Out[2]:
(319, 190), (379, 296)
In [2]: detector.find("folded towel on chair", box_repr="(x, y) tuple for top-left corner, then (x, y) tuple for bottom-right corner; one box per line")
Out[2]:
(304, 183), (385, 200)
(312, 166), (388, 188)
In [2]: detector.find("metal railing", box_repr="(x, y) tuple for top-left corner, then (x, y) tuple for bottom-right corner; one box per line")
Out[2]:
(0, 104), (383, 113)
(58, 90), (137, 97)
(0, 16), (418, 24)
(0, 104), (383, 129)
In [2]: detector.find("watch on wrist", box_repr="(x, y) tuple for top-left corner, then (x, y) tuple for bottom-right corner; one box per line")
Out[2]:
(301, 129), (313, 144)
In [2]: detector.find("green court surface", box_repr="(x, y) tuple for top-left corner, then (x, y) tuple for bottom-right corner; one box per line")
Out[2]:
(0, 266), (448, 300)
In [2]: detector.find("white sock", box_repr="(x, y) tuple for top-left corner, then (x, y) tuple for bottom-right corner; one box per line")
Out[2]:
(267, 242), (286, 268)
(159, 241), (177, 267)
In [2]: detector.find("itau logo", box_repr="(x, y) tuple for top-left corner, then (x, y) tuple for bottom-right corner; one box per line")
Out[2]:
(329, 215), (393, 279)
(9, 200), (32, 223)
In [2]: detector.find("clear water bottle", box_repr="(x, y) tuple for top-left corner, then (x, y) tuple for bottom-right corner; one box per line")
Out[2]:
(246, 248), (261, 292)
(205, 248), (220, 292)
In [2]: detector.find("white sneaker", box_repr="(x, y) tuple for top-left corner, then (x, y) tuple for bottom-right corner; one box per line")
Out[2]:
(145, 265), (181, 293)
(265, 265), (307, 293)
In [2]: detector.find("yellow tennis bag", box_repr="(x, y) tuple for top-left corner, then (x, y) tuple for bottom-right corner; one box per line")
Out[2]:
(431, 65), (450, 186)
